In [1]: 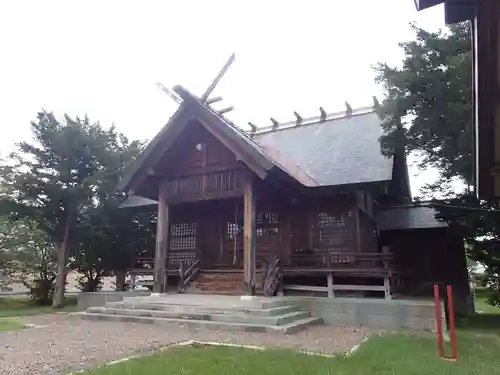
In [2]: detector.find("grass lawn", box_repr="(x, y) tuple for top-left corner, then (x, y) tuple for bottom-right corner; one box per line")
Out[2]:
(0, 318), (26, 332)
(474, 295), (500, 315)
(0, 295), (77, 318)
(81, 328), (500, 375)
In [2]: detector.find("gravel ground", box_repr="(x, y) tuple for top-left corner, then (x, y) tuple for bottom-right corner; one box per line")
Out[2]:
(0, 314), (373, 375)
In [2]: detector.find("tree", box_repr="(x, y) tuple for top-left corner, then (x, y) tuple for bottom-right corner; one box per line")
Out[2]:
(0, 112), (116, 307)
(71, 133), (154, 292)
(375, 23), (473, 191)
(375, 23), (500, 307)
(0, 217), (57, 304)
(75, 204), (156, 292)
(433, 195), (500, 305)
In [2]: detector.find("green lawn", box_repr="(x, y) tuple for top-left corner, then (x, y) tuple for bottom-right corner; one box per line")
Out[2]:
(81, 328), (500, 375)
(474, 295), (500, 315)
(0, 296), (78, 318)
(0, 318), (26, 332)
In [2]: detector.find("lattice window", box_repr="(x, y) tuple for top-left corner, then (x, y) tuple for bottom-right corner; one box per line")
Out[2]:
(256, 212), (279, 238)
(169, 223), (196, 251)
(170, 237), (196, 250)
(170, 222), (197, 237)
(256, 212), (279, 224)
(227, 222), (243, 240)
(317, 212), (346, 246)
(169, 222), (197, 266)
(318, 212), (345, 228)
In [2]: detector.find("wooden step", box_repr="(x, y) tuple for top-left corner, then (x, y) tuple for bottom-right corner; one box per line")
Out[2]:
(188, 271), (251, 295)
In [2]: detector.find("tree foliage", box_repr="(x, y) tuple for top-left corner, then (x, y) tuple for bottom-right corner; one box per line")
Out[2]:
(376, 23), (500, 307)
(375, 23), (473, 188)
(0, 217), (57, 304)
(433, 195), (500, 305)
(70, 132), (154, 292)
(0, 111), (154, 302)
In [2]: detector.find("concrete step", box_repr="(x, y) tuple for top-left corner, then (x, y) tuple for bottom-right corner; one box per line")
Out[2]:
(114, 296), (289, 309)
(104, 301), (296, 316)
(86, 307), (310, 325)
(77, 312), (322, 334)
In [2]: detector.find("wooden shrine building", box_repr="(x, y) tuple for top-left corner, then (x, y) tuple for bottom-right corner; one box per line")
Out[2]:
(118, 86), (472, 311)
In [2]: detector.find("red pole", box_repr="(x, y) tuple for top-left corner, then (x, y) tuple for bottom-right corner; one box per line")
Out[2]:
(446, 285), (458, 360)
(434, 284), (445, 358)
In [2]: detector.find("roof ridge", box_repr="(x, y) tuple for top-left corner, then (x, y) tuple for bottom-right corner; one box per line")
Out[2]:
(250, 106), (376, 136)
(197, 94), (318, 186)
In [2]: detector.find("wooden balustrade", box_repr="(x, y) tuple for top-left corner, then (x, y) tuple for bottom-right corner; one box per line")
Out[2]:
(178, 260), (201, 293)
(164, 169), (244, 202)
(132, 257), (198, 271)
(287, 251), (393, 272)
(263, 255), (281, 296)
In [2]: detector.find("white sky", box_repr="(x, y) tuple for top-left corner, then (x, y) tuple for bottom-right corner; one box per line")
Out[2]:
(0, 0), (446, 196)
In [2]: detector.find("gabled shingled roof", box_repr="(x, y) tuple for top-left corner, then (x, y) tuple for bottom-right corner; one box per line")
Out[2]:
(254, 111), (394, 187)
(117, 85), (395, 205)
(117, 86), (319, 195)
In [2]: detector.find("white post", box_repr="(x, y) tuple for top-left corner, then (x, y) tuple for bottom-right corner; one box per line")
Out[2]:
(382, 245), (392, 300)
(327, 273), (335, 298)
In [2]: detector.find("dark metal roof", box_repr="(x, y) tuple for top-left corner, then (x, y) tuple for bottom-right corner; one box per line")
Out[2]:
(117, 85), (395, 199)
(377, 205), (447, 231)
(254, 111), (394, 187)
(118, 195), (158, 209)
(414, 0), (477, 24)
(117, 86), (319, 195)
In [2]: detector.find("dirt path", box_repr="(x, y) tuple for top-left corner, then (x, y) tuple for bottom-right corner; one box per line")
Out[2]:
(0, 314), (372, 375)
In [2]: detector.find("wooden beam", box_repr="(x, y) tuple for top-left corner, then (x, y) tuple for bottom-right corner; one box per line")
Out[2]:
(283, 284), (386, 292)
(319, 107), (327, 121)
(218, 106), (234, 115)
(243, 175), (256, 295)
(330, 284), (385, 291)
(283, 285), (327, 292)
(206, 96), (223, 105)
(153, 180), (169, 293)
(293, 111), (303, 125)
(201, 53), (236, 102)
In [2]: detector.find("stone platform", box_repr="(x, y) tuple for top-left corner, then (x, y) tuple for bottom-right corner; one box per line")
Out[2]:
(77, 294), (322, 334)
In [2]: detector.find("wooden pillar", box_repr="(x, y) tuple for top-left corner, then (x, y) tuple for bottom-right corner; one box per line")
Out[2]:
(243, 176), (256, 295)
(354, 208), (361, 252)
(153, 181), (169, 294)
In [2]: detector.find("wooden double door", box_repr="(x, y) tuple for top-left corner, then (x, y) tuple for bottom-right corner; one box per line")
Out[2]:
(169, 199), (287, 269)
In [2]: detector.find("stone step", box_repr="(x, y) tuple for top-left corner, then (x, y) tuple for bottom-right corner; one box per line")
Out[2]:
(104, 300), (296, 315)
(85, 307), (310, 325)
(115, 295), (290, 309)
(77, 312), (322, 334)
